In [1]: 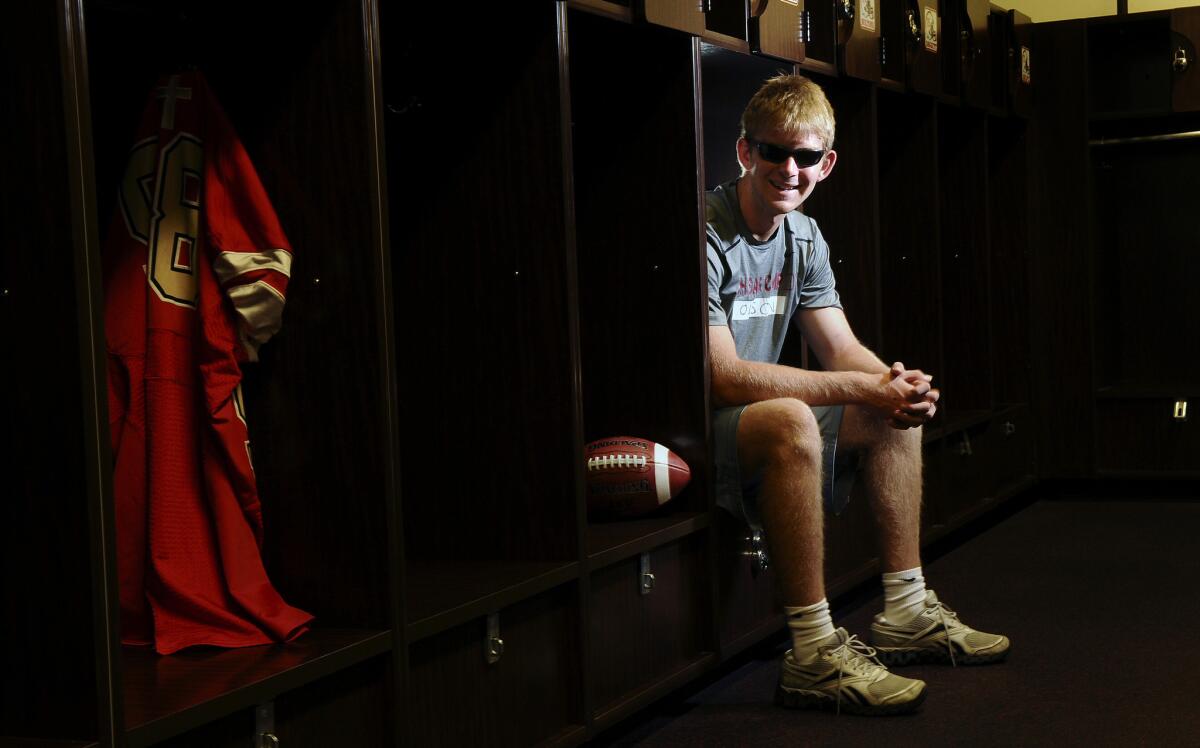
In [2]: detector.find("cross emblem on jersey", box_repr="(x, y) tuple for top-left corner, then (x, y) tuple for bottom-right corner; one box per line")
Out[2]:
(156, 75), (193, 130)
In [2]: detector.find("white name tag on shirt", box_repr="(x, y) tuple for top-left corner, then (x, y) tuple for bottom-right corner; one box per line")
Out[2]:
(732, 295), (788, 321)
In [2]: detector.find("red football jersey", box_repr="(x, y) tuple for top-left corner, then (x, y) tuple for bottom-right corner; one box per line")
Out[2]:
(105, 71), (312, 654)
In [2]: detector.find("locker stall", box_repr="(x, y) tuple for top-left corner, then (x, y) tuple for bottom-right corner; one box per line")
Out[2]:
(8, 0), (398, 744)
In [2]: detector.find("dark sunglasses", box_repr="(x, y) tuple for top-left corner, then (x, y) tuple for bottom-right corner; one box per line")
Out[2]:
(747, 138), (826, 167)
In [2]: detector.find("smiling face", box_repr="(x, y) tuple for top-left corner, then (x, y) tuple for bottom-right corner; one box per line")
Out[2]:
(735, 126), (837, 240)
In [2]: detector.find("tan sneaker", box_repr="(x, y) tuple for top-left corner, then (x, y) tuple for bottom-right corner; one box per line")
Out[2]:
(776, 628), (927, 715)
(870, 590), (1010, 666)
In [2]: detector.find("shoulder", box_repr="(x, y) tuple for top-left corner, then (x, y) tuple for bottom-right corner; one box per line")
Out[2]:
(704, 181), (742, 253)
(785, 211), (820, 243)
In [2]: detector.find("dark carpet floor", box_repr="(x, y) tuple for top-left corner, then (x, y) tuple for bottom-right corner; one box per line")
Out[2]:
(596, 498), (1200, 747)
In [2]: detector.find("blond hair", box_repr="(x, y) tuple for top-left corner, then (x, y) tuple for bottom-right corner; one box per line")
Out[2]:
(740, 74), (836, 150)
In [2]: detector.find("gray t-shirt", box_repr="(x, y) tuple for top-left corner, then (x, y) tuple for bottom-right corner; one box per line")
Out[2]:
(706, 179), (842, 365)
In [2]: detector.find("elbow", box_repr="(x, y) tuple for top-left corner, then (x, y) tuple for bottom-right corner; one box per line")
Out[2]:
(710, 383), (733, 409)
(709, 364), (741, 408)
(823, 339), (862, 372)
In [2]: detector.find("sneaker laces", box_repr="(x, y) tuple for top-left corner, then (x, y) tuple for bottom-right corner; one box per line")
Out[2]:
(819, 633), (885, 715)
(925, 599), (962, 667)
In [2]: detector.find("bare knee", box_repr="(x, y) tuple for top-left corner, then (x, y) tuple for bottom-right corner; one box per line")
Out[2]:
(878, 420), (922, 456)
(739, 399), (826, 525)
(741, 398), (824, 472)
(842, 405), (923, 454)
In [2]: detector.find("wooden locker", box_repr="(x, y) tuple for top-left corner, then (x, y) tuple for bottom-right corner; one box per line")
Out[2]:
(942, 0), (990, 107)
(882, 0), (942, 95)
(1088, 15), (1172, 117)
(1010, 9), (1034, 116)
(877, 92), (942, 383)
(589, 535), (713, 725)
(407, 587), (583, 747)
(839, 0), (882, 81)
(751, 0), (807, 63)
(912, 0), (943, 95)
(639, 0), (708, 33)
(802, 0), (840, 71)
(1172, 6), (1200, 112)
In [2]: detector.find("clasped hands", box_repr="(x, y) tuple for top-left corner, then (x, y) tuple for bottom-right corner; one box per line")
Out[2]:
(882, 361), (939, 430)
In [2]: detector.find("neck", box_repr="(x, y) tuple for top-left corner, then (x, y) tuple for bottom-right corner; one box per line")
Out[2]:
(736, 178), (786, 242)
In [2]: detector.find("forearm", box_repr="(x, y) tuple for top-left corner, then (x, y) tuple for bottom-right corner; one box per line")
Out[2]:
(822, 340), (939, 427)
(824, 341), (890, 376)
(711, 357), (880, 408)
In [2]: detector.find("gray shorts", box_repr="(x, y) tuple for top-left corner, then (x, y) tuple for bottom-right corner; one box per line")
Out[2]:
(712, 404), (859, 531)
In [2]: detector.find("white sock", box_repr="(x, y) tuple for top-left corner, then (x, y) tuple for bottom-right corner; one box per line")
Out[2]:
(881, 567), (927, 624)
(784, 599), (836, 657)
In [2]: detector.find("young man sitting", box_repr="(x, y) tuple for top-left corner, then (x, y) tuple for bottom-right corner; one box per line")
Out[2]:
(706, 74), (1009, 716)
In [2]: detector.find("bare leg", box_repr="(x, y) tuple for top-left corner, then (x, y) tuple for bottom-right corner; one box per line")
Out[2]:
(837, 405), (923, 574)
(736, 398), (828, 606)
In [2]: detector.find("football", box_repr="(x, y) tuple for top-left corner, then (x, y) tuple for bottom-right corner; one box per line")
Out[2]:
(584, 436), (691, 518)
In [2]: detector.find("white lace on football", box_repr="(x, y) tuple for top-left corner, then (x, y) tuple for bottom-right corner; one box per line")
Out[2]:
(587, 454), (647, 471)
